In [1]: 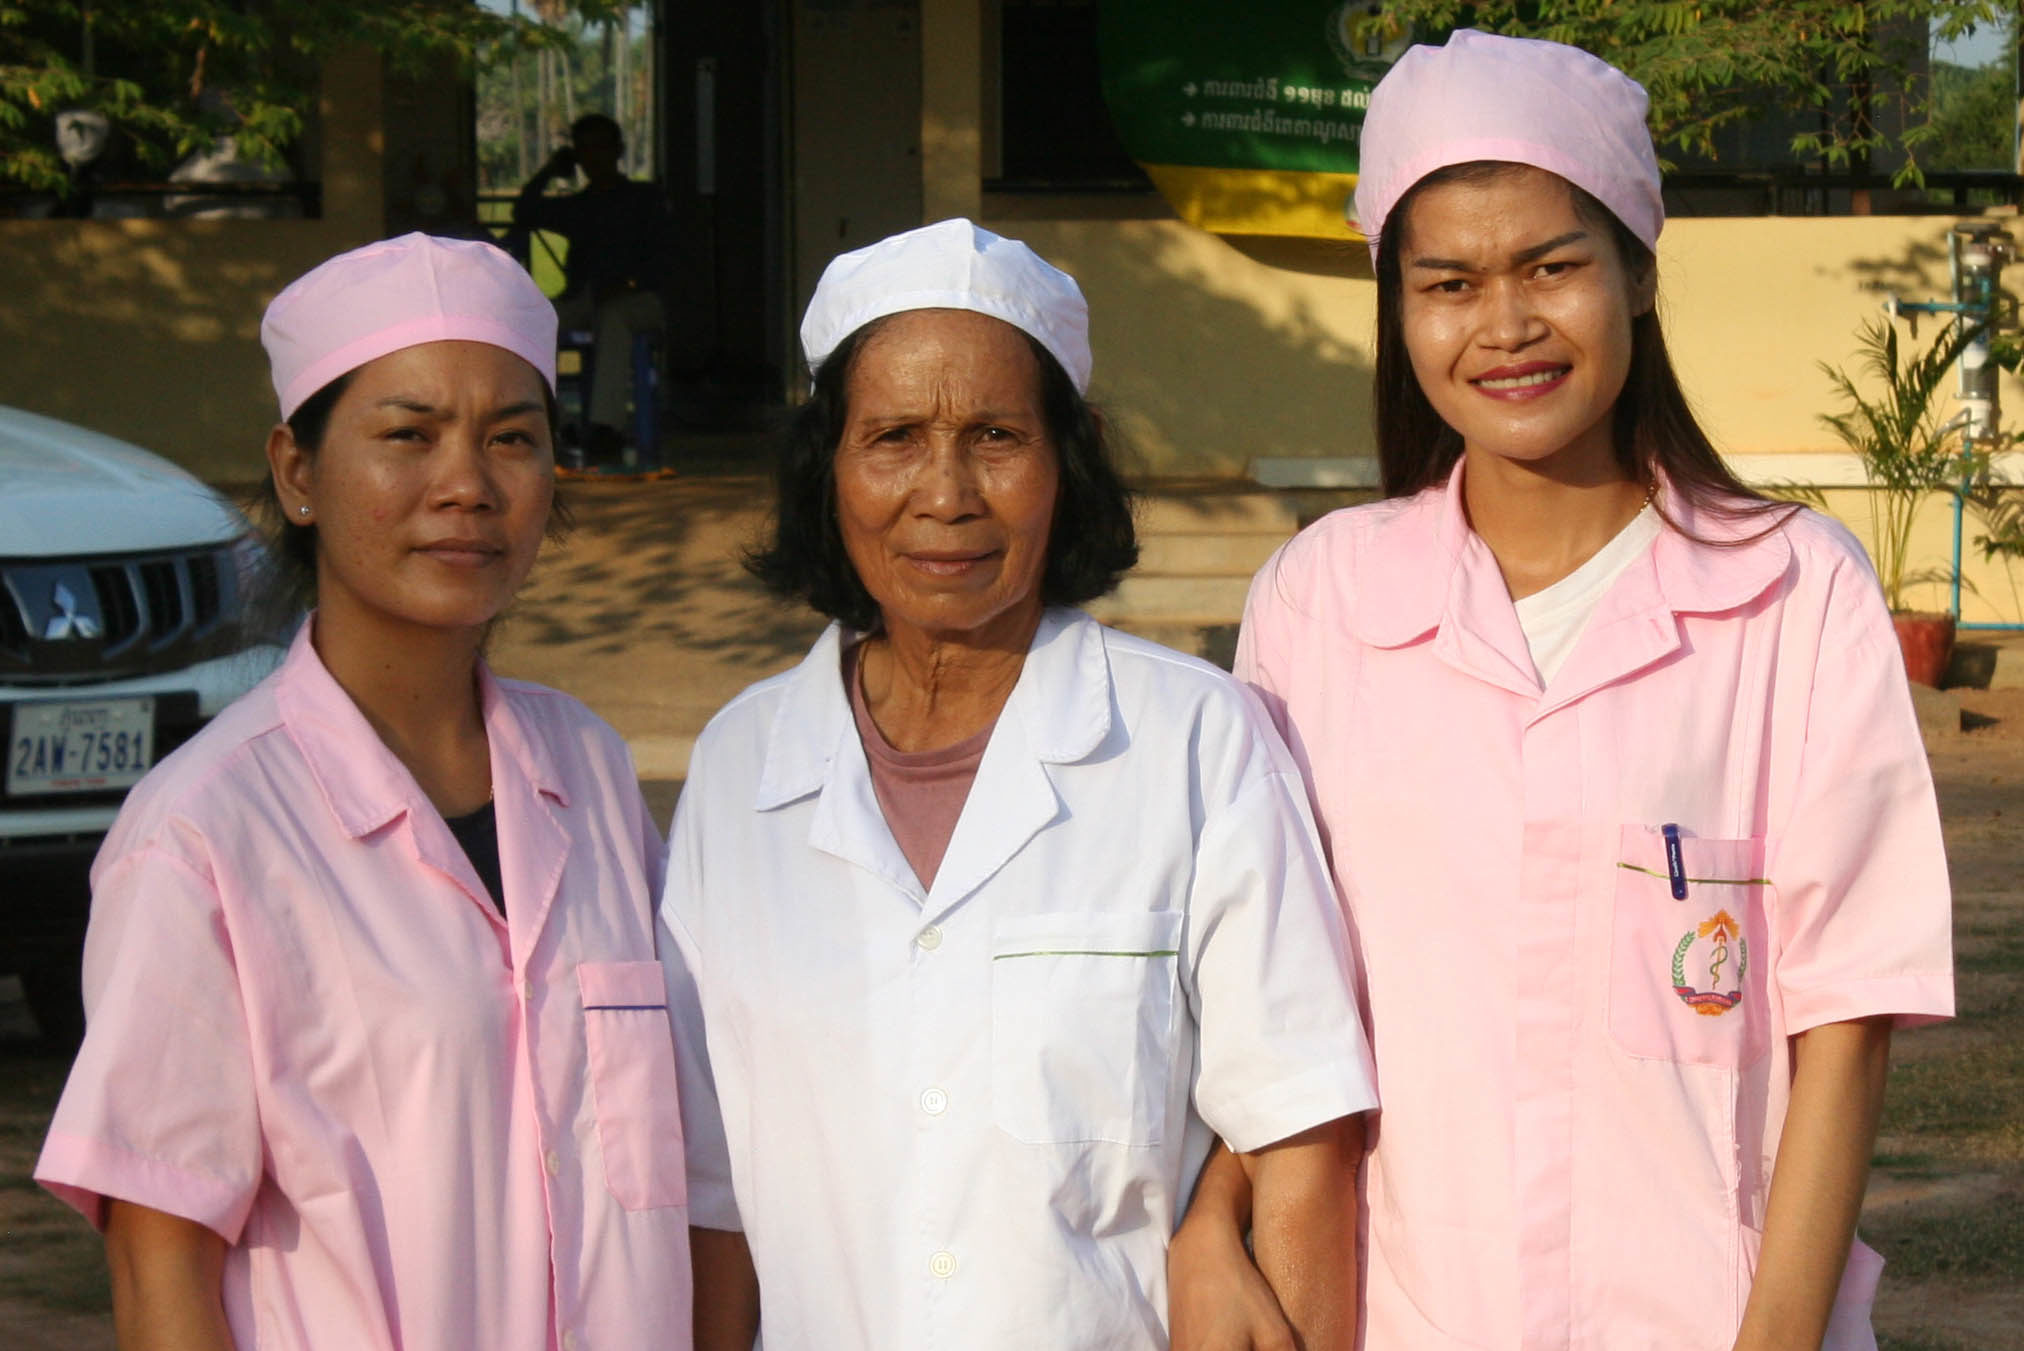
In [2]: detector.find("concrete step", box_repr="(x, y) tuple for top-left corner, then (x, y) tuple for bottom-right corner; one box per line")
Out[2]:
(1135, 531), (1286, 577)
(1085, 573), (1254, 624)
(1095, 493), (1298, 652)
(1135, 491), (1304, 536)
(1106, 620), (1241, 669)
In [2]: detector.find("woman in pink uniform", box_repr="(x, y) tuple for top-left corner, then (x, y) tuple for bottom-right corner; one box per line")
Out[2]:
(35, 233), (691, 1350)
(1184, 30), (1954, 1351)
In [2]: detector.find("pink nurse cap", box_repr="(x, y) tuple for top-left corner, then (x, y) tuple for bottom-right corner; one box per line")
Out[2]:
(800, 218), (1093, 393)
(1351, 29), (1662, 259)
(261, 232), (557, 420)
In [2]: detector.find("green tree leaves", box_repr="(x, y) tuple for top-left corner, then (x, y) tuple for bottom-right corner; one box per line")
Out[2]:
(1387, 2), (2013, 184)
(0, 0), (606, 194)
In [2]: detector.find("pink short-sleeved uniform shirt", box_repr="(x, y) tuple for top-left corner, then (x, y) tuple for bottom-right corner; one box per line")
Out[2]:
(1236, 466), (1953, 1351)
(36, 625), (692, 1351)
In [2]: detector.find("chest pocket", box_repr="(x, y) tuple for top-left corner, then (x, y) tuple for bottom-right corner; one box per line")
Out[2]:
(1608, 827), (1771, 1068)
(990, 910), (1183, 1146)
(579, 961), (688, 1209)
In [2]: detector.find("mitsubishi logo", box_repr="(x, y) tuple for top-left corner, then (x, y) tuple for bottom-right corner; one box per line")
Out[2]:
(44, 580), (101, 641)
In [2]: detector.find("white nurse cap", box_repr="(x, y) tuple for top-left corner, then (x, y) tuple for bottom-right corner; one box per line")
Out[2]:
(798, 218), (1093, 393)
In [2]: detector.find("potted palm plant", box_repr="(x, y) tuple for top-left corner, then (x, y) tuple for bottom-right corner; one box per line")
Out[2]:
(1818, 316), (1991, 685)
(1973, 492), (2024, 562)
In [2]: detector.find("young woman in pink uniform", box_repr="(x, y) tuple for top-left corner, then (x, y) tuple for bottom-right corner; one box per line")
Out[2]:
(36, 234), (691, 1351)
(1179, 30), (1953, 1351)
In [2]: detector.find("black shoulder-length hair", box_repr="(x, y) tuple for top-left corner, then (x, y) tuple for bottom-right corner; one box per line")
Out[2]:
(1374, 161), (1783, 531)
(746, 315), (1139, 631)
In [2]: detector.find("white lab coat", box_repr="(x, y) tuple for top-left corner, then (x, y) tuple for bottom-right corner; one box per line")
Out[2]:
(660, 607), (1376, 1350)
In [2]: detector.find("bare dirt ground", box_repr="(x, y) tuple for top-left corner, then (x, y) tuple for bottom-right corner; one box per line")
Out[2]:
(1868, 686), (2024, 1351)
(2, 479), (2019, 1347)
(492, 477), (822, 764)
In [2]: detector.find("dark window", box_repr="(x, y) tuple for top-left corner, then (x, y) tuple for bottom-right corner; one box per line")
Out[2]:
(993, 0), (1149, 191)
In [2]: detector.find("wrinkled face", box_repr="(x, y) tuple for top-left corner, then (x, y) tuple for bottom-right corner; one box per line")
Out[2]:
(833, 308), (1060, 647)
(272, 340), (554, 636)
(1398, 165), (1652, 476)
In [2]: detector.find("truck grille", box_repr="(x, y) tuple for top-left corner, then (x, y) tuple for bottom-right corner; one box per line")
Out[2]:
(0, 544), (248, 684)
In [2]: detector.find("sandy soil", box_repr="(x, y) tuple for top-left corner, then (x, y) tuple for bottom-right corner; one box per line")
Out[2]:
(493, 477), (821, 780)
(1867, 687), (2024, 1350)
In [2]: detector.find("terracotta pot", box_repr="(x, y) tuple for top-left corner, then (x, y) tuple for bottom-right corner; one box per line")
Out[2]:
(1892, 611), (1957, 687)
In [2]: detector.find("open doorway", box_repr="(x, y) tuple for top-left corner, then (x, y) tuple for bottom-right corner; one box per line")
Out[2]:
(477, 0), (794, 455)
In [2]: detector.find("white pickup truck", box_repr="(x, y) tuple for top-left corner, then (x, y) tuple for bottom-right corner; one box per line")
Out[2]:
(1, 406), (281, 1045)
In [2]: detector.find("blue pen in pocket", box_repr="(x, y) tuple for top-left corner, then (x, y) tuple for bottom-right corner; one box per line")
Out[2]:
(1661, 823), (1688, 900)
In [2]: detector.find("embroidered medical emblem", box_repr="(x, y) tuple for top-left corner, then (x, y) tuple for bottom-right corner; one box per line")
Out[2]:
(1672, 909), (1748, 1016)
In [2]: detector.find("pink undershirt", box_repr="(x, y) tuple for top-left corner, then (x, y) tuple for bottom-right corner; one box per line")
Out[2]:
(844, 641), (994, 892)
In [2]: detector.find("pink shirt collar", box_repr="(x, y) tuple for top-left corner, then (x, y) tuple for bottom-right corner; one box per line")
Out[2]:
(271, 619), (569, 840)
(1349, 460), (1795, 651)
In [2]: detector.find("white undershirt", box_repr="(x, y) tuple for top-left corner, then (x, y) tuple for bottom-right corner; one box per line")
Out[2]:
(1513, 505), (1663, 685)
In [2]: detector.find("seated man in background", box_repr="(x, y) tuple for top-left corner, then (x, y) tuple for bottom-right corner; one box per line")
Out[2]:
(514, 112), (668, 462)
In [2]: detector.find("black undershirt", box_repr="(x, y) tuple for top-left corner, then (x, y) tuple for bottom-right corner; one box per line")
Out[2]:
(443, 801), (506, 915)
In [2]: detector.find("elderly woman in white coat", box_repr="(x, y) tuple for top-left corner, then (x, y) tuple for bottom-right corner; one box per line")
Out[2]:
(659, 219), (1378, 1350)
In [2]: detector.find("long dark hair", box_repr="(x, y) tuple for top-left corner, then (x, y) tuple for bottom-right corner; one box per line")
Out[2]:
(746, 316), (1138, 631)
(1374, 162), (1783, 532)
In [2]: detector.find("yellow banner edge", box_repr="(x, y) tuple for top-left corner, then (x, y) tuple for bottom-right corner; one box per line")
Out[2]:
(1141, 163), (1367, 242)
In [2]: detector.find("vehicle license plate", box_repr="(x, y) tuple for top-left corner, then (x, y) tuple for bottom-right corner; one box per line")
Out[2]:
(6, 696), (155, 796)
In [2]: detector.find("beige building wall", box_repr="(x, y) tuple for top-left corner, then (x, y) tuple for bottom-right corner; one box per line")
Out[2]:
(789, 0), (926, 330)
(977, 212), (2024, 468)
(990, 217), (1374, 475)
(1814, 489), (2024, 624)
(1661, 216), (2024, 457)
(0, 49), (388, 484)
(918, 3), (2023, 621)
(975, 211), (2024, 621)
(968, 205), (2024, 623)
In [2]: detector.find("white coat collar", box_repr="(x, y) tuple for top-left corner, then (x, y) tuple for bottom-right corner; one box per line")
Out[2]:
(753, 608), (1115, 913)
(753, 606), (1115, 813)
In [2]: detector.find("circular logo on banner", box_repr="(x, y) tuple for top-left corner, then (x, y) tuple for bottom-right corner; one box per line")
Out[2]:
(1328, 3), (1411, 82)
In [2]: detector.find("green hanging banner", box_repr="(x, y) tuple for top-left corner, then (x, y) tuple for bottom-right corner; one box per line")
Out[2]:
(1098, 2), (1414, 239)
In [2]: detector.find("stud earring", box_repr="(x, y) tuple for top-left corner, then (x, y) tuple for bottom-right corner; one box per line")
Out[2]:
(297, 505), (310, 518)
